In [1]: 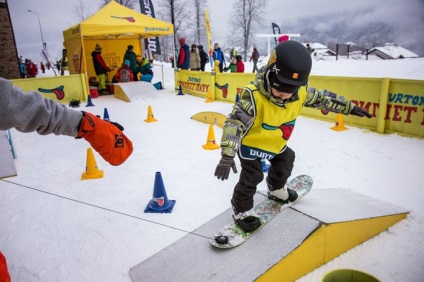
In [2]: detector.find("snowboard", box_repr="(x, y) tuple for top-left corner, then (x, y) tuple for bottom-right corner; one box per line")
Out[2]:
(210, 175), (313, 249)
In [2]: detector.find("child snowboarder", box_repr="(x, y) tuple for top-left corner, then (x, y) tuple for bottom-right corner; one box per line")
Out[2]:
(214, 40), (372, 232)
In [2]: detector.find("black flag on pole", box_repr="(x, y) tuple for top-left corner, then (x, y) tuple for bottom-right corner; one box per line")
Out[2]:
(139, 0), (161, 57)
(272, 23), (281, 46)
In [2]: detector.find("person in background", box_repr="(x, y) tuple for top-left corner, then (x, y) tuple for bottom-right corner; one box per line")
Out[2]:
(306, 43), (313, 54)
(235, 55), (244, 73)
(198, 45), (209, 71)
(25, 59), (37, 78)
(213, 59), (221, 73)
(40, 62), (45, 74)
(224, 56), (237, 73)
(177, 38), (190, 70)
(113, 60), (133, 83)
(230, 47), (237, 61)
(137, 56), (154, 82)
(213, 42), (225, 72)
(250, 47), (260, 73)
(189, 44), (201, 71)
(19, 60), (25, 78)
(123, 45), (138, 81)
(91, 44), (111, 94)
(214, 41), (372, 233)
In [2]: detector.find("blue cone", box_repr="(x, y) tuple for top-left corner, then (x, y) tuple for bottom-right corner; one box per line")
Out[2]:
(144, 172), (176, 213)
(86, 95), (94, 107)
(177, 85), (184, 95)
(261, 159), (270, 173)
(103, 108), (110, 121)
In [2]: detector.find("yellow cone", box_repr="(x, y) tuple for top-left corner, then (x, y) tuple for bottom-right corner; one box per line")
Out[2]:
(202, 125), (220, 150)
(145, 105), (158, 123)
(331, 113), (348, 131)
(82, 148), (104, 180)
(205, 89), (214, 103)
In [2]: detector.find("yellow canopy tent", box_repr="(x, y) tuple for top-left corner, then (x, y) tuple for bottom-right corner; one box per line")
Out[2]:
(63, 1), (174, 80)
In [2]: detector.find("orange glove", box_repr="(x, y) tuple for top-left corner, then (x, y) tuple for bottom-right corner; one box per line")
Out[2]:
(0, 252), (11, 282)
(77, 112), (133, 166)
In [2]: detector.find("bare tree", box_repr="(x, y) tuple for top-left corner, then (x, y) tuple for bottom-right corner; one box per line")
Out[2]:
(191, 0), (208, 46)
(155, 0), (192, 61)
(71, 0), (94, 22)
(229, 0), (269, 60)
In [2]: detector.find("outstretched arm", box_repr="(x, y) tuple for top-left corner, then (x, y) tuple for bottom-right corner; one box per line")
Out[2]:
(0, 78), (82, 136)
(0, 78), (133, 165)
(305, 87), (372, 118)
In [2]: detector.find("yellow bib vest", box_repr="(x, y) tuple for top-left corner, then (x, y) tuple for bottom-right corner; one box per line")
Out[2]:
(240, 85), (307, 160)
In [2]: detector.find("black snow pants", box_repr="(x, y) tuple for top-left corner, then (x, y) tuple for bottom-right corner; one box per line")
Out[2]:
(231, 147), (295, 213)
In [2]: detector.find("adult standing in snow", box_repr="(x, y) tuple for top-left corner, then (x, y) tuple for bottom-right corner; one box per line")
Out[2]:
(213, 43), (225, 72)
(177, 38), (190, 70)
(198, 45), (209, 71)
(214, 41), (372, 233)
(123, 45), (139, 81)
(189, 44), (201, 71)
(91, 44), (111, 94)
(250, 47), (260, 73)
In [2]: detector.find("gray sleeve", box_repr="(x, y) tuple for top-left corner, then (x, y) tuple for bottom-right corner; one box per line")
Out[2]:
(0, 78), (83, 137)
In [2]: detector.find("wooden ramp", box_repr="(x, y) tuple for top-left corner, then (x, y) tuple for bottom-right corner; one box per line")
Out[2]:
(129, 189), (408, 282)
(0, 130), (17, 178)
(113, 81), (159, 102)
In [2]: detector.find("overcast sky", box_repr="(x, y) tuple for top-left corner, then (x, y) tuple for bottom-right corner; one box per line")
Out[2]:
(7, 0), (424, 61)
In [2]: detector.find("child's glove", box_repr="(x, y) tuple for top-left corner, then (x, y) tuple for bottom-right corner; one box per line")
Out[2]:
(77, 112), (133, 166)
(350, 106), (372, 118)
(214, 155), (238, 181)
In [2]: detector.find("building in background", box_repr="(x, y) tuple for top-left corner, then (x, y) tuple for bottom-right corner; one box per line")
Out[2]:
(0, 0), (20, 79)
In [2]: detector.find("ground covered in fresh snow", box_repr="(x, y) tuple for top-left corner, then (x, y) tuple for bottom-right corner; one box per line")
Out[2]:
(1, 58), (424, 281)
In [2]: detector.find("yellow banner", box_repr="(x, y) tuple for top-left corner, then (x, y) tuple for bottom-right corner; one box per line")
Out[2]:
(204, 10), (213, 67)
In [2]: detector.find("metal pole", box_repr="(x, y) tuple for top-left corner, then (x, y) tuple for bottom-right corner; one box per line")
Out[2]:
(27, 10), (45, 50)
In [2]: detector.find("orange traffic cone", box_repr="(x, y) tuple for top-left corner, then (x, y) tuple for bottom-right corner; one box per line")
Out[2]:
(202, 125), (220, 150)
(82, 148), (104, 180)
(205, 89), (213, 103)
(144, 105), (158, 123)
(331, 113), (348, 131)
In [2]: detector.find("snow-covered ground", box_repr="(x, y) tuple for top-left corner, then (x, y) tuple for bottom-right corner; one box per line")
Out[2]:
(1, 58), (424, 281)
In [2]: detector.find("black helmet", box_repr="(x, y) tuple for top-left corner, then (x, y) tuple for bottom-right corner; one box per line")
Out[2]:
(268, 41), (312, 87)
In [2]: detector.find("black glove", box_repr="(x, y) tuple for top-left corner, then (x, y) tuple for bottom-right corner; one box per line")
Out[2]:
(350, 106), (372, 118)
(214, 155), (237, 181)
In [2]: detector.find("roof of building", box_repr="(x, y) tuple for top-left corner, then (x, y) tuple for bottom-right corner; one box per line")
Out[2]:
(366, 43), (418, 59)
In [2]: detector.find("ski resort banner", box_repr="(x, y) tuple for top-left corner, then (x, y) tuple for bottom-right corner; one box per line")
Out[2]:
(176, 71), (424, 138)
(272, 23), (280, 46)
(204, 10), (213, 67)
(139, 0), (161, 58)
